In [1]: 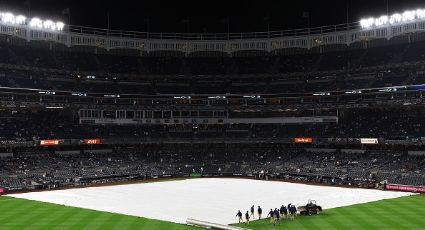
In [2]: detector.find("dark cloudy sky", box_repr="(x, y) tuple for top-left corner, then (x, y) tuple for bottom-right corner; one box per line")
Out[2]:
(0, 0), (424, 33)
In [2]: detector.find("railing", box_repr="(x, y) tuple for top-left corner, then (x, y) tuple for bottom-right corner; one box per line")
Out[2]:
(1, 19), (425, 53)
(67, 22), (361, 40)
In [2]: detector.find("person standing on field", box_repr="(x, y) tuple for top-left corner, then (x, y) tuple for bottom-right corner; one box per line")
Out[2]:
(258, 206), (262, 219)
(236, 210), (242, 223)
(245, 211), (250, 225)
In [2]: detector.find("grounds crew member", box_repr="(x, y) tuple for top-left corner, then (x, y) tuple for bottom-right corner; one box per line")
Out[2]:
(257, 206), (262, 219)
(245, 211), (250, 225)
(267, 208), (275, 223)
(236, 210), (243, 223)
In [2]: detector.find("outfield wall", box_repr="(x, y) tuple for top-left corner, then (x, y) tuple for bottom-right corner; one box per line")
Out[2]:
(386, 184), (425, 193)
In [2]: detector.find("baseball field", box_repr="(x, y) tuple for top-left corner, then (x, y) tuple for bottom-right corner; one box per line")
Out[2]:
(0, 194), (424, 229)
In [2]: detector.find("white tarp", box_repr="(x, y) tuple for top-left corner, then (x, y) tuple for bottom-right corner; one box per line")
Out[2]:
(9, 178), (412, 225)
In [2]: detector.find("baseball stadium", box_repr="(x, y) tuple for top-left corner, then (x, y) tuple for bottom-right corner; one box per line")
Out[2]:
(0, 0), (425, 229)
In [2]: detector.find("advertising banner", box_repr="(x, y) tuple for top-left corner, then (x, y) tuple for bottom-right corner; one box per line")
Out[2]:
(190, 173), (202, 178)
(294, 137), (313, 143)
(360, 138), (379, 144)
(386, 184), (425, 193)
(83, 139), (101, 145)
(40, 140), (60, 146)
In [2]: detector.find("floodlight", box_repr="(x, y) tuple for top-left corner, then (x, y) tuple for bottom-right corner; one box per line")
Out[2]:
(417, 9), (425, 19)
(402, 10), (415, 22)
(389, 14), (402, 24)
(43, 20), (54, 29)
(375, 16), (388, 26)
(2, 12), (15, 24)
(361, 8), (425, 29)
(0, 10), (65, 31)
(30, 18), (43, 28)
(360, 18), (374, 29)
(56, 22), (64, 31)
(15, 15), (26, 24)
(28, 18), (64, 31)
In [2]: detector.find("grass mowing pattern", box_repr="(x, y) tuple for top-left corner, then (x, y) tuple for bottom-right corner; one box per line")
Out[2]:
(0, 194), (424, 229)
(0, 196), (199, 230)
(235, 195), (425, 230)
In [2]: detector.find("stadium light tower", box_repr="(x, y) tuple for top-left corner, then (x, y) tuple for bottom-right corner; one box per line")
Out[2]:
(0, 9), (65, 31)
(0, 12), (26, 25)
(361, 8), (425, 29)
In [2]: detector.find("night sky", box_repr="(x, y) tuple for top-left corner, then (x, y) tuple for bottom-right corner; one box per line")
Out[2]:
(0, 0), (424, 33)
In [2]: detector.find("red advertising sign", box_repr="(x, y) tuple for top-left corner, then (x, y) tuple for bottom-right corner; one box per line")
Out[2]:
(386, 184), (425, 193)
(294, 137), (313, 143)
(40, 140), (60, 146)
(0, 187), (4, 194)
(83, 139), (101, 145)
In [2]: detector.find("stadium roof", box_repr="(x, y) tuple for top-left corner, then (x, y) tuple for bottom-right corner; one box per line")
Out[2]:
(0, 0), (424, 33)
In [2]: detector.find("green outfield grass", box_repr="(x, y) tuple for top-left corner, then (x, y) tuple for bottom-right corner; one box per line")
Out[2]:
(0, 194), (424, 230)
(0, 196), (199, 230)
(235, 195), (425, 230)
